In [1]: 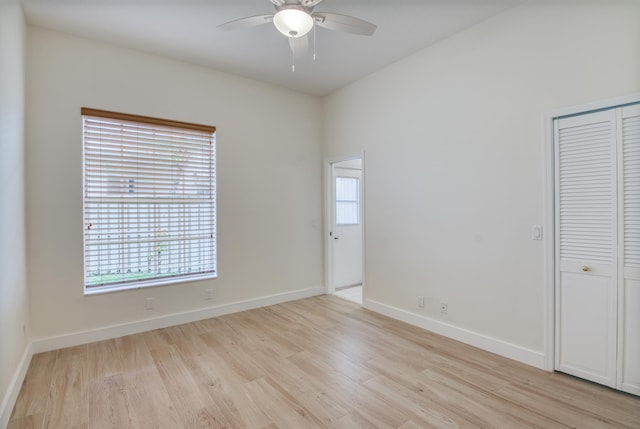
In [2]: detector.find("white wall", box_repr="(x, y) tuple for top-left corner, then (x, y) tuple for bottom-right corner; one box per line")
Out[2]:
(0, 0), (30, 425)
(323, 1), (640, 362)
(26, 27), (323, 342)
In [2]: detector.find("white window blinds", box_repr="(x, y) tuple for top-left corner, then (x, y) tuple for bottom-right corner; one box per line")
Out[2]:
(82, 108), (216, 293)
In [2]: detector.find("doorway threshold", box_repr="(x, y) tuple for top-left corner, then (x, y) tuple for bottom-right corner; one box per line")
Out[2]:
(335, 284), (362, 305)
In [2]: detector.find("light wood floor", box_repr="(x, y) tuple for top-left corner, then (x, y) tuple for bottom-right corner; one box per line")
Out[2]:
(9, 295), (640, 429)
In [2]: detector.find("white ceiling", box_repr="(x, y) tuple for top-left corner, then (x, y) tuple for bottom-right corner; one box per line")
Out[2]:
(21, 0), (523, 96)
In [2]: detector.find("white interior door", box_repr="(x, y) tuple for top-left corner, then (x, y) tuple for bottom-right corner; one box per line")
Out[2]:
(555, 110), (618, 388)
(331, 159), (363, 289)
(620, 104), (640, 395)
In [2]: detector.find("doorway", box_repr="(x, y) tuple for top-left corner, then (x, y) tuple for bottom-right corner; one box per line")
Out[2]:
(326, 156), (364, 305)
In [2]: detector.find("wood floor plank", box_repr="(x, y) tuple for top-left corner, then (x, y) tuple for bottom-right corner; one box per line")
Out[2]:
(417, 367), (572, 428)
(42, 345), (89, 429)
(151, 344), (224, 427)
(199, 330), (264, 383)
(495, 380), (640, 429)
(249, 344), (352, 427)
(193, 334), (274, 428)
(243, 377), (325, 429)
(115, 334), (182, 429)
(6, 413), (44, 429)
(287, 351), (410, 428)
(189, 404), (234, 429)
(532, 371), (640, 422)
(86, 339), (122, 380)
(88, 374), (133, 429)
(329, 409), (394, 429)
(362, 373), (482, 429)
(9, 350), (57, 421)
(397, 421), (425, 429)
(9, 295), (640, 429)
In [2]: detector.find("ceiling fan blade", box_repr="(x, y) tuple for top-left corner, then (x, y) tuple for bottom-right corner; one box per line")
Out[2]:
(301, 0), (324, 7)
(289, 35), (309, 58)
(313, 12), (377, 36)
(217, 14), (273, 31)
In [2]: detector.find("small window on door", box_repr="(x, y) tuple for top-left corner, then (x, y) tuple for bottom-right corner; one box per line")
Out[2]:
(336, 177), (360, 225)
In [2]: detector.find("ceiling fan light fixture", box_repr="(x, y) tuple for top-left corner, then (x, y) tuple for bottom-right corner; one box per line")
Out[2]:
(273, 8), (313, 38)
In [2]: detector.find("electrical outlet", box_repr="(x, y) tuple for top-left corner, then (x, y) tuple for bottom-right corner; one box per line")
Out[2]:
(418, 296), (425, 308)
(440, 302), (448, 314)
(145, 297), (155, 310)
(204, 288), (213, 300)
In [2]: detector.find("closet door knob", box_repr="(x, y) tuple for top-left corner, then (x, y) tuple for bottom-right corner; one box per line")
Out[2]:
(581, 265), (590, 272)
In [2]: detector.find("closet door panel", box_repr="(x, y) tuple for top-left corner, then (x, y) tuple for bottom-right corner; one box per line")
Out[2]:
(622, 278), (640, 394)
(558, 271), (616, 385)
(555, 111), (617, 388)
(621, 105), (640, 394)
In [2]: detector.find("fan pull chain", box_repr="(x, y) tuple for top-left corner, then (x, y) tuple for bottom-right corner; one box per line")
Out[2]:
(291, 38), (295, 72)
(313, 24), (316, 61)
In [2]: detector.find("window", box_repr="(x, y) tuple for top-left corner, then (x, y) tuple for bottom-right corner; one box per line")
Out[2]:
(335, 176), (360, 225)
(82, 108), (216, 293)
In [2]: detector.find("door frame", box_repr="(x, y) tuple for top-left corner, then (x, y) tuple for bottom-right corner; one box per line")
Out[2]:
(324, 153), (365, 296)
(543, 92), (640, 372)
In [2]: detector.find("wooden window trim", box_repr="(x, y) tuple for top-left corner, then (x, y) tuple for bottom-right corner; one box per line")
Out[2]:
(81, 107), (216, 134)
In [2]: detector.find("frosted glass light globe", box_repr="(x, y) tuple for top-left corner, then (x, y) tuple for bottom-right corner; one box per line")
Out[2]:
(273, 9), (313, 38)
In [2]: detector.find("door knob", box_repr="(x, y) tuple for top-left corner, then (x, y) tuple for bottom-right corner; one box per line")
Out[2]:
(581, 265), (590, 272)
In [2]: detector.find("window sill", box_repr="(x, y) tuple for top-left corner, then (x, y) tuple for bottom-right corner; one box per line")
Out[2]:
(84, 272), (217, 296)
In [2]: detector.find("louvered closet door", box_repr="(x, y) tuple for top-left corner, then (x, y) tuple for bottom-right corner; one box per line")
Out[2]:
(555, 110), (618, 388)
(621, 105), (640, 395)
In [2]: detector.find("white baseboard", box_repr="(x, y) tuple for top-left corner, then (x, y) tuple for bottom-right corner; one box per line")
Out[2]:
(0, 343), (33, 429)
(364, 298), (546, 370)
(33, 286), (324, 354)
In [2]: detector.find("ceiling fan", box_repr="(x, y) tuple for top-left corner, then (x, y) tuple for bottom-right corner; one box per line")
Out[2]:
(218, 0), (377, 64)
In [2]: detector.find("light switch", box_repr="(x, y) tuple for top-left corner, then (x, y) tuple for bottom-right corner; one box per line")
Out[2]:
(532, 225), (543, 240)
